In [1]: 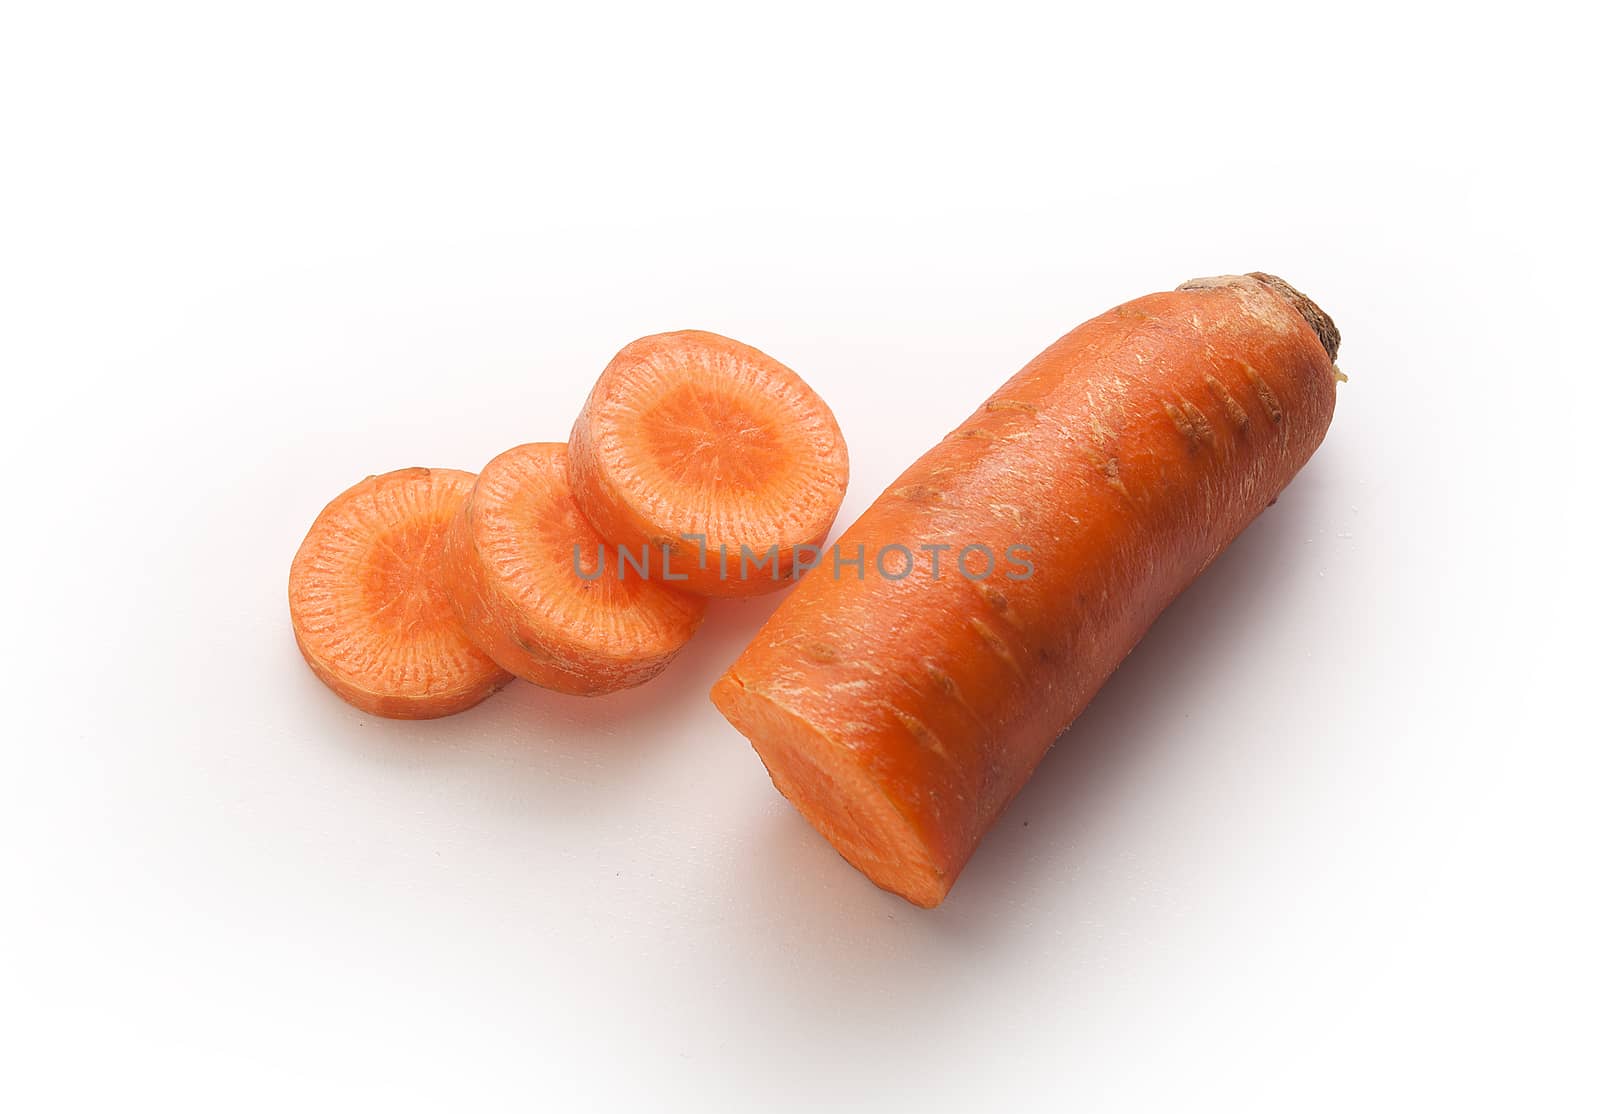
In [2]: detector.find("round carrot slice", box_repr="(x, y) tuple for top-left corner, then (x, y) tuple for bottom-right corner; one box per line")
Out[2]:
(440, 442), (707, 695)
(289, 468), (512, 719)
(568, 330), (849, 598)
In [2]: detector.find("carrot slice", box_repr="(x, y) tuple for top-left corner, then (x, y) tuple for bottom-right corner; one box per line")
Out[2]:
(440, 442), (707, 695)
(568, 331), (849, 598)
(289, 468), (512, 719)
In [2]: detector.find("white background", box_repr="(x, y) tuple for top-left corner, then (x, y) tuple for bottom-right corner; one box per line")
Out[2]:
(4, 3), (1595, 1110)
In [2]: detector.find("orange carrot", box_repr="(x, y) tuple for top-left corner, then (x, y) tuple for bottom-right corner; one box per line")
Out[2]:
(289, 468), (512, 719)
(440, 442), (706, 695)
(711, 273), (1341, 906)
(567, 330), (849, 597)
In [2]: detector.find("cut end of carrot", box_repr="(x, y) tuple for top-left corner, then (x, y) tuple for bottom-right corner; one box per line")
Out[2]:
(711, 672), (950, 908)
(289, 468), (512, 719)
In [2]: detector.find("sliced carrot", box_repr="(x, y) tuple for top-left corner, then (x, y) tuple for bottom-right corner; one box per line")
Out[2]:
(440, 442), (707, 695)
(289, 468), (512, 719)
(712, 273), (1342, 906)
(567, 330), (849, 598)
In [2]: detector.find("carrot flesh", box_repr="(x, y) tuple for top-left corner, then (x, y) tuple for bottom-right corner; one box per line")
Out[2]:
(568, 330), (849, 598)
(289, 468), (513, 719)
(711, 273), (1341, 907)
(441, 442), (707, 695)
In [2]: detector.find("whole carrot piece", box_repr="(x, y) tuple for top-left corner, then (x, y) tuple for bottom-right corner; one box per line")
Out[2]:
(711, 273), (1341, 907)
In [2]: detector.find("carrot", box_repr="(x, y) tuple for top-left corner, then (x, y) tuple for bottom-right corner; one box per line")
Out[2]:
(711, 273), (1342, 907)
(440, 442), (707, 695)
(289, 468), (513, 719)
(567, 330), (849, 598)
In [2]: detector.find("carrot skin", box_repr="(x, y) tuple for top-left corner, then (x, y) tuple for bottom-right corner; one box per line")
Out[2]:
(711, 274), (1340, 907)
